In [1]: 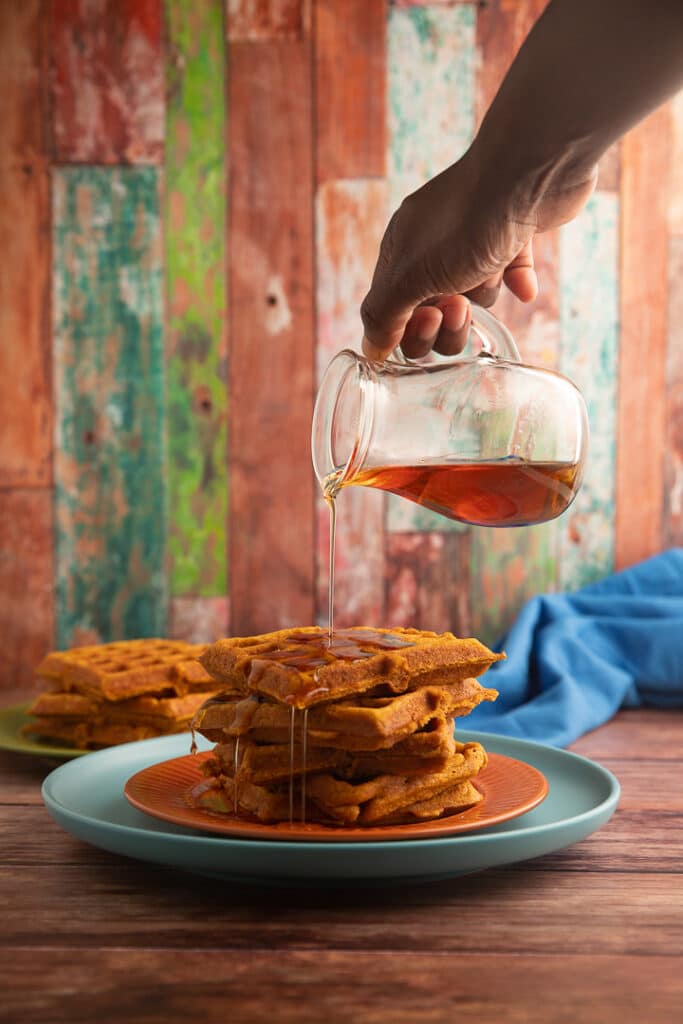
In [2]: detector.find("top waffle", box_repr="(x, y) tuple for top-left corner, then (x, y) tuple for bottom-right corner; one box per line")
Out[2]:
(199, 626), (504, 708)
(37, 638), (213, 701)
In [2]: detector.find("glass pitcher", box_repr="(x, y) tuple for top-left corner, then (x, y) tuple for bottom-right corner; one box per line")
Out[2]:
(311, 305), (589, 528)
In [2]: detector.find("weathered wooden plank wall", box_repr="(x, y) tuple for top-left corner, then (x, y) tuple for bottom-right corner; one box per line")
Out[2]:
(0, 1), (53, 686)
(616, 107), (671, 569)
(314, 0), (387, 629)
(52, 167), (166, 648)
(470, 0), (557, 642)
(382, 2), (475, 634)
(52, 0), (164, 163)
(165, 0), (228, 643)
(2, 0), (683, 687)
(227, 2), (316, 634)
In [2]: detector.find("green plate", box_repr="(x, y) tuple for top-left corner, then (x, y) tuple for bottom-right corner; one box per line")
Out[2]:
(42, 730), (620, 884)
(0, 703), (87, 760)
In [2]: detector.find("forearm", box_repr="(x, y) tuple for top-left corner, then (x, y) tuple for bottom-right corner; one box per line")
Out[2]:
(474, 0), (683, 209)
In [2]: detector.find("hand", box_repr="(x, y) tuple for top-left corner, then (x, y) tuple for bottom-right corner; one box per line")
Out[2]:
(360, 143), (598, 361)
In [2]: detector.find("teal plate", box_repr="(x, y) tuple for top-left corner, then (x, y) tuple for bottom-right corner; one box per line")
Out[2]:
(41, 730), (620, 884)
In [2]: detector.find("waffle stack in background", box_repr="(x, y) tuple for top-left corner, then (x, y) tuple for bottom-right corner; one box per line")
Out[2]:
(191, 626), (502, 826)
(23, 639), (219, 749)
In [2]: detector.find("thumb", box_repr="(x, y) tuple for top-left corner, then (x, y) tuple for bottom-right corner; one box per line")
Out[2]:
(360, 215), (419, 359)
(360, 295), (413, 361)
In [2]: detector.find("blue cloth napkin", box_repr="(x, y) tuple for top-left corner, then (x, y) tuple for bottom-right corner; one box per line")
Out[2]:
(466, 548), (683, 748)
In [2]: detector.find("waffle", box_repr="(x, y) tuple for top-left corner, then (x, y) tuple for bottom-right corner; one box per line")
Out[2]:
(305, 741), (487, 824)
(200, 626), (504, 709)
(24, 638), (219, 750)
(22, 717), (186, 748)
(37, 638), (212, 701)
(194, 741), (486, 825)
(208, 716), (457, 786)
(192, 677), (498, 749)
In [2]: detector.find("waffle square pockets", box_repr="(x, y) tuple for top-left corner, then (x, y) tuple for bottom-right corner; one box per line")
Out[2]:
(23, 639), (220, 750)
(192, 626), (503, 826)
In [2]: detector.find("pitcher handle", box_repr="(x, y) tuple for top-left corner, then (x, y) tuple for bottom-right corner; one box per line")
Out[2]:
(470, 304), (522, 362)
(390, 302), (522, 366)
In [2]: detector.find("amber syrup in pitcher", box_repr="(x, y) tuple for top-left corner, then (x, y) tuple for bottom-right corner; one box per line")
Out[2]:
(326, 457), (580, 529)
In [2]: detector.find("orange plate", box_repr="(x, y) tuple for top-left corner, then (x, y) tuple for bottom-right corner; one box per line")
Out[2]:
(124, 751), (548, 843)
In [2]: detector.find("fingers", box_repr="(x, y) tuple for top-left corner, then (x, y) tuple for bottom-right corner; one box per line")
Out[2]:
(400, 306), (444, 359)
(502, 240), (538, 302)
(464, 274), (503, 308)
(363, 296), (471, 361)
(432, 295), (471, 355)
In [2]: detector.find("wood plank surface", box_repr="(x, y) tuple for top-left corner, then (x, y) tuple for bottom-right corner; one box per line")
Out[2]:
(388, 2), (476, 216)
(0, 711), (681, 1021)
(165, 0), (228, 599)
(52, 0), (164, 164)
(315, 180), (387, 627)
(470, 522), (555, 645)
(386, 2), (475, 534)
(0, 1), (51, 489)
(3, 951), (681, 1024)
(0, 490), (54, 688)
(52, 168), (166, 647)
(167, 596), (229, 644)
(668, 90), (683, 234)
(314, 0), (386, 182)
(228, 40), (315, 633)
(0, 860), (680, 952)
(385, 532), (472, 635)
(226, 0), (309, 39)
(665, 237), (683, 547)
(471, 1), (560, 642)
(616, 106), (671, 569)
(558, 193), (619, 591)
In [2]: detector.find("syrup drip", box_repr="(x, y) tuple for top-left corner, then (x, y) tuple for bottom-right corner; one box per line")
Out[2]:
(301, 707), (309, 822)
(324, 489), (337, 640)
(288, 704), (296, 824)
(233, 735), (240, 816)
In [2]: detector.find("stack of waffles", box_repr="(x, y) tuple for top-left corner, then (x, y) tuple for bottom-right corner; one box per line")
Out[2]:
(23, 639), (220, 750)
(191, 626), (503, 826)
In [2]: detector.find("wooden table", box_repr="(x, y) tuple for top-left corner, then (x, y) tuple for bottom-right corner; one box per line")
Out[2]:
(1, 708), (681, 1023)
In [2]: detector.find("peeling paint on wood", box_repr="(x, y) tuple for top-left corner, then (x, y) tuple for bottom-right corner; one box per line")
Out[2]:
(471, 0), (560, 645)
(470, 523), (556, 646)
(388, 2), (476, 210)
(165, 0), (228, 598)
(598, 144), (621, 194)
(0, 1), (51, 489)
(52, 0), (164, 164)
(315, 180), (387, 377)
(668, 92), (683, 234)
(386, 1), (476, 533)
(52, 167), (166, 647)
(168, 596), (230, 644)
(664, 238), (683, 548)
(315, 180), (387, 627)
(229, 40), (315, 633)
(385, 533), (471, 636)
(227, 0), (309, 40)
(315, 0), (386, 182)
(616, 108), (671, 569)
(558, 193), (619, 591)
(476, 0), (546, 121)
(0, 489), (54, 688)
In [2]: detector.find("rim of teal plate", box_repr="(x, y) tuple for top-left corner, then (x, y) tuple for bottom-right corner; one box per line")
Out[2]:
(41, 729), (621, 852)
